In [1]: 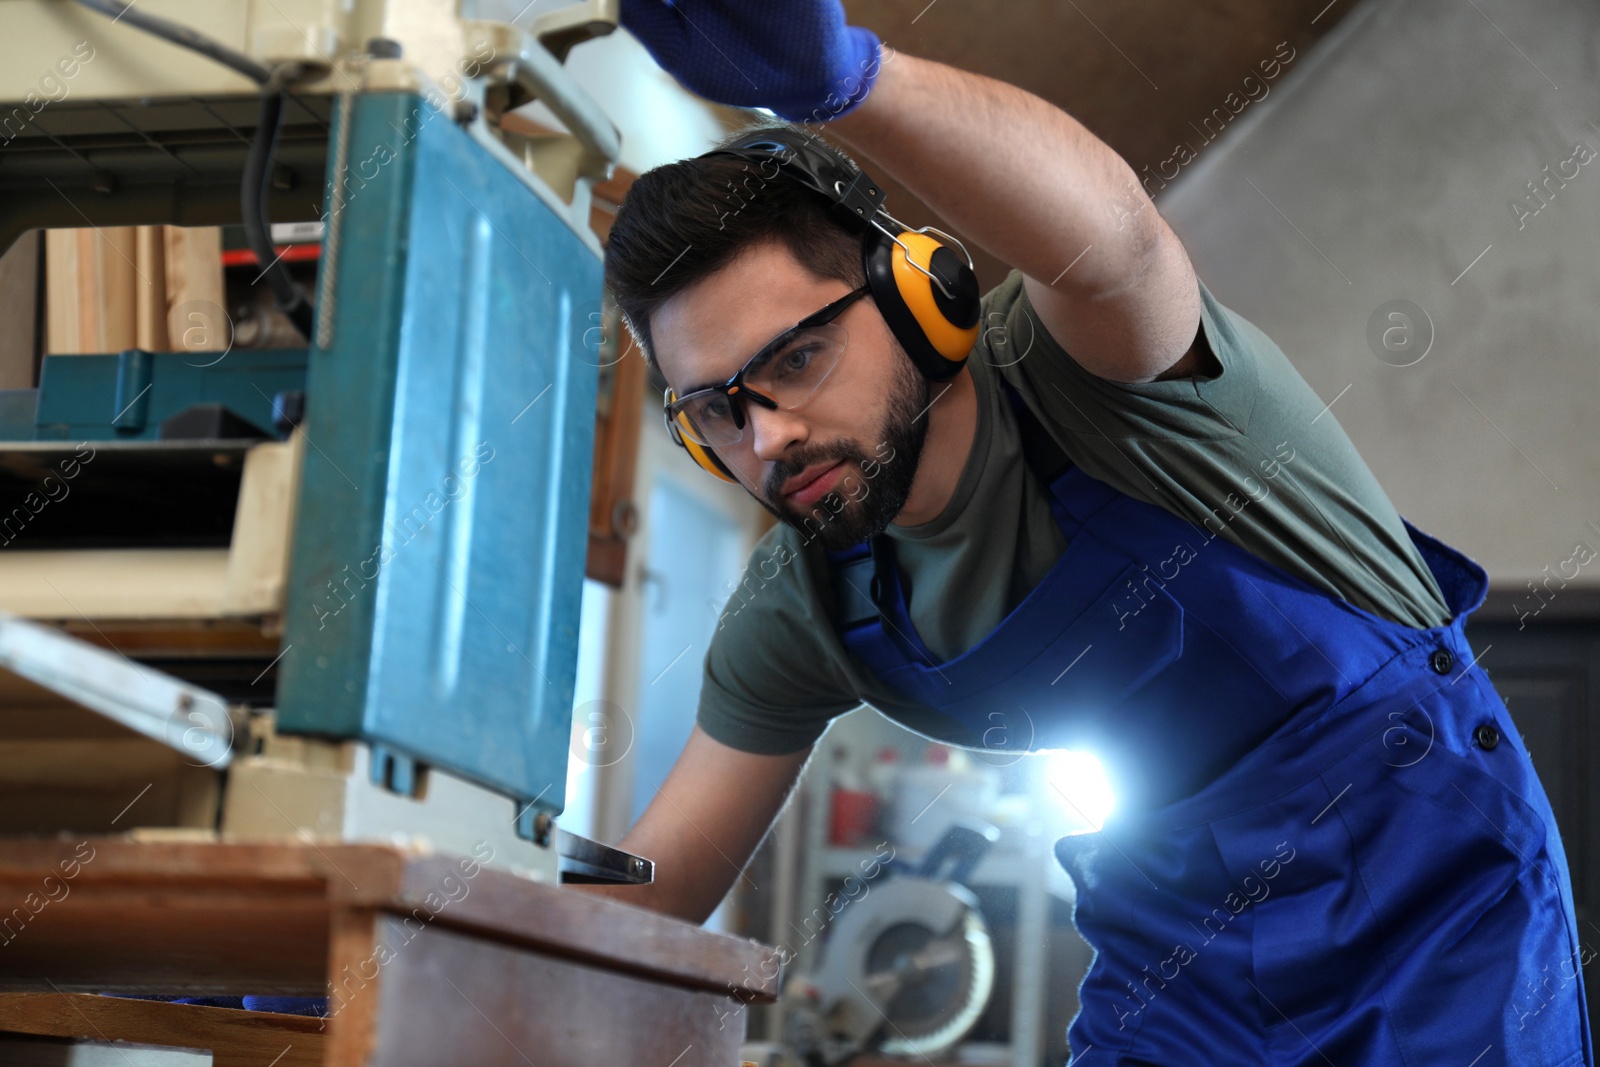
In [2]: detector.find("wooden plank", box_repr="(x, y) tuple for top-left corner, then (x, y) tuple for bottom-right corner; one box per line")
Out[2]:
(0, 230), (40, 389)
(85, 226), (126, 350)
(0, 1034), (212, 1066)
(0, 740), (187, 787)
(324, 909), (383, 1067)
(590, 161), (639, 210)
(52, 621), (282, 659)
(0, 675), (224, 836)
(0, 841), (779, 1001)
(0, 895), (332, 995)
(0, 839), (403, 889)
(0, 868), (333, 995)
(584, 331), (646, 588)
(0, 782), (213, 838)
(134, 227), (169, 352)
(583, 534), (627, 590)
(162, 227), (227, 357)
(587, 197), (616, 243)
(73, 229), (99, 349)
(43, 230), (79, 356)
(0, 993), (324, 1067)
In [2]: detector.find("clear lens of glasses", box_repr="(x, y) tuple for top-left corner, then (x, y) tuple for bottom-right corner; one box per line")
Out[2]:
(673, 323), (847, 446)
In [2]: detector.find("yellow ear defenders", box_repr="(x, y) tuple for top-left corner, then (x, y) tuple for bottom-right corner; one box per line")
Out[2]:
(663, 130), (982, 482)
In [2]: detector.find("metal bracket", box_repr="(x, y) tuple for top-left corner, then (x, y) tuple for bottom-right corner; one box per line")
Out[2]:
(0, 611), (236, 769)
(555, 828), (654, 885)
(369, 744), (425, 798)
(462, 18), (621, 204)
(529, 0), (619, 63)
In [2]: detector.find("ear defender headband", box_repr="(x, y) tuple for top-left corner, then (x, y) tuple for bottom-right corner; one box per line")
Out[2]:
(663, 131), (982, 483)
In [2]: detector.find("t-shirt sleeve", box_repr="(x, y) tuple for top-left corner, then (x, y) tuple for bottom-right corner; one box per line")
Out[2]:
(978, 268), (1451, 630)
(981, 268), (1259, 444)
(695, 527), (867, 755)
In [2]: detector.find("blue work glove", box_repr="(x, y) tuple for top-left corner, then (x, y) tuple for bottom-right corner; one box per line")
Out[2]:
(618, 0), (883, 122)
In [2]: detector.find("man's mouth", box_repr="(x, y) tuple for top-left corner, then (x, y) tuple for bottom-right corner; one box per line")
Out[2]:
(781, 461), (846, 507)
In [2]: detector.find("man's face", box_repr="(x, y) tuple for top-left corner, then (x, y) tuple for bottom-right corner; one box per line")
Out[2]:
(653, 241), (930, 550)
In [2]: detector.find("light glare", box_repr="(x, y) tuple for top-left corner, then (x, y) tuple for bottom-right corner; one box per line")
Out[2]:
(1045, 750), (1115, 832)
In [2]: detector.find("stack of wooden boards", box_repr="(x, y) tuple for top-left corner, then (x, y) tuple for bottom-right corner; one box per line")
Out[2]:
(42, 225), (227, 359)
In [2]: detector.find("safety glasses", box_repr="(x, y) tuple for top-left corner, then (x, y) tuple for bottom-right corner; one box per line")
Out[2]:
(664, 285), (872, 449)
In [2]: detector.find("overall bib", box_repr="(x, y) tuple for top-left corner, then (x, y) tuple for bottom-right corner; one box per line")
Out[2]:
(827, 382), (1593, 1066)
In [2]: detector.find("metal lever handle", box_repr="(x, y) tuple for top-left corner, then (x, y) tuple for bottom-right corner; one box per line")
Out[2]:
(531, 0), (620, 63)
(463, 17), (622, 203)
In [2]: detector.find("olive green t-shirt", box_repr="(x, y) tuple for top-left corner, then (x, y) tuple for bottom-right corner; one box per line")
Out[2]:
(696, 270), (1452, 755)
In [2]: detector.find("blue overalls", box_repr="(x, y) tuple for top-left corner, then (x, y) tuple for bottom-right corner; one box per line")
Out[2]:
(827, 381), (1593, 1065)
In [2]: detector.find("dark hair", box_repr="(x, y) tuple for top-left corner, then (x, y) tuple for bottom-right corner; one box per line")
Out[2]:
(604, 121), (867, 379)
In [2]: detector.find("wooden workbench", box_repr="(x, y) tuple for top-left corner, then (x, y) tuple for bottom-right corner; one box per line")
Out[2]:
(0, 839), (778, 1066)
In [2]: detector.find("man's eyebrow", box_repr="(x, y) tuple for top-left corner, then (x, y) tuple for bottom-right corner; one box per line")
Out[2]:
(679, 324), (799, 396)
(680, 375), (723, 397)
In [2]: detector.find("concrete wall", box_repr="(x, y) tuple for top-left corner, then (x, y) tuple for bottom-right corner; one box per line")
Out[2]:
(1156, 0), (1600, 620)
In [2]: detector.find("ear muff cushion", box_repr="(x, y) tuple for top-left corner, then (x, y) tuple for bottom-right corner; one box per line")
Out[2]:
(865, 229), (981, 381)
(672, 408), (737, 482)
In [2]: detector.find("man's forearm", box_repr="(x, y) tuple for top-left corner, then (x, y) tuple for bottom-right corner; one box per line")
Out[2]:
(826, 49), (1159, 297)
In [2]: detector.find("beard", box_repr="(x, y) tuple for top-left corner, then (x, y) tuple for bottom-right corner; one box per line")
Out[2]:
(755, 349), (931, 552)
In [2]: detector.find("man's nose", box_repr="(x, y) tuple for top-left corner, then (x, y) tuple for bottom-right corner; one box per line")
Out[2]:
(746, 400), (809, 463)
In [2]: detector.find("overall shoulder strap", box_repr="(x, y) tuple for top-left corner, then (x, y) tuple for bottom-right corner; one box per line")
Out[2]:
(827, 370), (1073, 637)
(826, 536), (933, 671)
(827, 539), (879, 629)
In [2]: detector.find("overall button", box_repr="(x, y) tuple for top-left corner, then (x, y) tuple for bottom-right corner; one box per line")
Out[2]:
(1429, 648), (1454, 674)
(1474, 723), (1501, 751)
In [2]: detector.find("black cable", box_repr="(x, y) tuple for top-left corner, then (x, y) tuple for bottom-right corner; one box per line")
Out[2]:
(73, 0), (271, 85)
(74, 0), (316, 342)
(243, 69), (315, 339)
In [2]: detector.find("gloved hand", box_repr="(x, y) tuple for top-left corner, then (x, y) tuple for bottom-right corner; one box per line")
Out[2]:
(619, 0), (883, 123)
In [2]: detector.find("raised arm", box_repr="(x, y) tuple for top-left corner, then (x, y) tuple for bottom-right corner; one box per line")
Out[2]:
(826, 50), (1207, 385)
(617, 1), (1209, 382)
(572, 725), (814, 924)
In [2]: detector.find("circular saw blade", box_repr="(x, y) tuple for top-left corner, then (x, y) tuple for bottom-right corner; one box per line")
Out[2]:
(871, 908), (995, 1056)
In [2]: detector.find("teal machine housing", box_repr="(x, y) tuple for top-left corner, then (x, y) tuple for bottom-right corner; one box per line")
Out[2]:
(0, 89), (601, 837)
(274, 91), (600, 832)
(26, 349), (308, 442)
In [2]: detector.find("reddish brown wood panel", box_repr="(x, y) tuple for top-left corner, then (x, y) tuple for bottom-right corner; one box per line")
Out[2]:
(586, 158), (647, 589)
(388, 853), (781, 999)
(0, 993), (325, 1067)
(0, 840), (780, 1002)
(585, 328), (647, 588)
(366, 916), (747, 1067)
(0, 879), (333, 995)
(324, 908), (384, 1067)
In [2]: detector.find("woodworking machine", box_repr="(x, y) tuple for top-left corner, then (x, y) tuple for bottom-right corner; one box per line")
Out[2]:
(0, 0), (644, 886)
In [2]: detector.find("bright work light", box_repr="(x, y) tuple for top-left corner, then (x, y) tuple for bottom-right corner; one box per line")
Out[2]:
(1045, 749), (1115, 833)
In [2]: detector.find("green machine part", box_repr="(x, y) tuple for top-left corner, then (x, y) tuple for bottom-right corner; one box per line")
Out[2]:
(274, 90), (602, 834)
